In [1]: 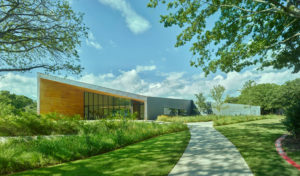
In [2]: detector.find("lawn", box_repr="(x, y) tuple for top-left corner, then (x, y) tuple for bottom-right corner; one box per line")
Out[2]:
(157, 114), (281, 126)
(285, 150), (300, 165)
(215, 117), (300, 176)
(11, 130), (190, 176)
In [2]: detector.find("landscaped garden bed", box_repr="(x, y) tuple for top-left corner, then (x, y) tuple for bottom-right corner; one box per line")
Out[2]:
(11, 130), (190, 176)
(0, 115), (188, 175)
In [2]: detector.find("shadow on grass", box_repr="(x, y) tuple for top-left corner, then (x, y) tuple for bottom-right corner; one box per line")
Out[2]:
(216, 118), (299, 176)
(12, 130), (190, 176)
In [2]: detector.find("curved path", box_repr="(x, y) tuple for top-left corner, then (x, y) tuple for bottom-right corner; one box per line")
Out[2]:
(169, 122), (253, 176)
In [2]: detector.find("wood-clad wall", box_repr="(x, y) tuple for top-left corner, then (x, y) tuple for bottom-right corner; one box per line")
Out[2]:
(39, 78), (145, 119)
(39, 78), (85, 118)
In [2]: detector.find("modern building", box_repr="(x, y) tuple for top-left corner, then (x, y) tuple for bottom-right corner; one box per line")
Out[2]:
(37, 73), (195, 120)
(211, 103), (261, 116)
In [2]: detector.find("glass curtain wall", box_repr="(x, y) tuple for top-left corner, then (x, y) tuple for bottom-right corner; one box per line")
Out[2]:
(84, 92), (144, 120)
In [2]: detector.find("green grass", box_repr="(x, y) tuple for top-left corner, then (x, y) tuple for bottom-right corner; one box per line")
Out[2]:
(157, 115), (216, 123)
(285, 151), (300, 164)
(215, 117), (300, 176)
(213, 115), (281, 126)
(11, 130), (190, 176)
(157, 115), (283, 126)
(0, 120), (188, 175)
(157, 114), (281, 126)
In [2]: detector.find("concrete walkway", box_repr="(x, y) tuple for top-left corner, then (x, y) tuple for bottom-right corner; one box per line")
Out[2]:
(169, 122), (253, 176)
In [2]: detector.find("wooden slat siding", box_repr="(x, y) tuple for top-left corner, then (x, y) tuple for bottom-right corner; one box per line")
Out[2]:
(39, 78), (145, 118)
(40, 78), (84, 118)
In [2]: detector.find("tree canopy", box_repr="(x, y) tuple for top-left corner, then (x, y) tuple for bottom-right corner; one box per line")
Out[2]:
(225, 78), (300, 114)
(0, 0), (88, 74)
(0, 90), (36, 115)
(148, 0), (300, 75)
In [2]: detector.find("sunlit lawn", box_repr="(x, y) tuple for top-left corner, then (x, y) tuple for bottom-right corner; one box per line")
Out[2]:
(12, 130), (190, 176)
(215, 117), (300, 176)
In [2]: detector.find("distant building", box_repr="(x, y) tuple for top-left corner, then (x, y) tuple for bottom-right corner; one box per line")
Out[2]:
(212, 103), (260, 116)
(37, 73), (195, 120)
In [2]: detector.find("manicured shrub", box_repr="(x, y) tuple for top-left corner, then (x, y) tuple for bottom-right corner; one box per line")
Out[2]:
(282, 101), (300, 137)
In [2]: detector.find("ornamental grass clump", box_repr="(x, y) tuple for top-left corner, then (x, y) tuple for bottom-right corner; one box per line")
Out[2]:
(213, 115), (280, 126)
(157, 114), (281, 126)
(0, 112), (82, 136)
(157, 115), (217, 123)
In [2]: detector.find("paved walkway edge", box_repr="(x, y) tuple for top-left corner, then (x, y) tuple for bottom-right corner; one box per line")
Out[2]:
(169, 122), (253, 176)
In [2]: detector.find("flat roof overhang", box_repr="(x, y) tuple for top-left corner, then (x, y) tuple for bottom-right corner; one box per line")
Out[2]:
(37, 73), (147, 102)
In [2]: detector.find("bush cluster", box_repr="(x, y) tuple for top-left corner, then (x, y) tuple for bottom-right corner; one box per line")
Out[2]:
(282, 101), (300, 138)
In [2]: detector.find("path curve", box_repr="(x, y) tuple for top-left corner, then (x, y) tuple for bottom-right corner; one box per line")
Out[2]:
(169, 122), (253, 176)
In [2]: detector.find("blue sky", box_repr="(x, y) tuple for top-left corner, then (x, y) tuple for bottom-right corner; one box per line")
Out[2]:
(0, 0), (299, 101)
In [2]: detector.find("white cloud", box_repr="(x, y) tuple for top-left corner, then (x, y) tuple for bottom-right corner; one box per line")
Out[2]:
(136, 65), (156, 72)
(1, 67), (299, 102)
(86, 32), (102, 50)
(0, 73), (36, 99)
(98, 0), (151, 34)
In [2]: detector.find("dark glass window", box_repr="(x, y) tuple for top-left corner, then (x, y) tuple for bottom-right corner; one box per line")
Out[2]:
(84, 92), (88, 105)
(83, 91), (145, 120)
(99, 95), (104, 118)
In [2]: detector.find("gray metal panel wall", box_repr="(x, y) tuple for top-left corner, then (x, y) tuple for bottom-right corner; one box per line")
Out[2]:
(146, 97), (193, 120)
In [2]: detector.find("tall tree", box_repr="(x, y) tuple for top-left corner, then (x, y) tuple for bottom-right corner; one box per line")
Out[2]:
(238, 82), (282, 114)
(195, 92), (208, 114)
(0, 90), (36, 115)
(148, 0), (300, 75)
(224, 95), (239, 103)
(0, 0), (88, 74)
(210, 85), (225, 114)
(280, 78), (300, 109)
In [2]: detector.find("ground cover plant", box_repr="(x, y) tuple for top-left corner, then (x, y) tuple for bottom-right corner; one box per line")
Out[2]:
(11, 130), (190, 176)
(0, 119), (188, 175)
(157, 114), (281, 126)
(215, 117), (300, 176)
